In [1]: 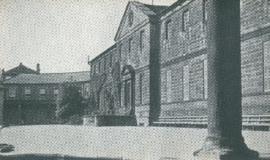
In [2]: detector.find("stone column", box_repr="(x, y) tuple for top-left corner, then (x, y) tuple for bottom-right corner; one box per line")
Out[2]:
(0, 85), (4, 127)
(194, 0), (258, 160)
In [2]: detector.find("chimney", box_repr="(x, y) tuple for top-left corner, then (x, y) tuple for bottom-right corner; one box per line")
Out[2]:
(1, 69), (5, 81)
(36, 63), (40, 74)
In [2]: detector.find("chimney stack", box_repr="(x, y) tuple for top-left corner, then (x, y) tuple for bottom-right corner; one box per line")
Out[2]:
(36, 63), (40, 74)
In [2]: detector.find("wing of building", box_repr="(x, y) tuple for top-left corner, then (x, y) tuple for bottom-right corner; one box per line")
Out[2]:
(2, 66), (90, 125)
(88, 0), (270, 127)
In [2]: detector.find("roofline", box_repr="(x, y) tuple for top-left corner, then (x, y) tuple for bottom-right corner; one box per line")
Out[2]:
(89, 44), (117, 64)
(3, 80), (90, 85)
(157, 0), (187, 17)
(114, 1), (132, 41)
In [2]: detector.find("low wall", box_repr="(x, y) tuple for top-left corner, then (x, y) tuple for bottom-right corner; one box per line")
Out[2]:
(0, 126), (269, 160)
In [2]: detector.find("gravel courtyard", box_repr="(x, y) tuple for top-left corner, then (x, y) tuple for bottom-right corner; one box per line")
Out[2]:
(0, 125), (269, 160)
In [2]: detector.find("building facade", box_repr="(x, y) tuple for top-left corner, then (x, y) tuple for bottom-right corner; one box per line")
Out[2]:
(2, 64), (90, 125)
(89, 0), (270, 126)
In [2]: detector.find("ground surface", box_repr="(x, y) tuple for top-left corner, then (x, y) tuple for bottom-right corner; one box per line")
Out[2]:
(0, 125), (269, 160)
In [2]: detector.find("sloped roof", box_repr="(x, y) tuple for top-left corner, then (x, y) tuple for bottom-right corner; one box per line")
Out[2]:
(114, 1), (168, 41)
(4, 63), (37, 76)
(132, 1), (168, 16)
(3, 71), (90, 84)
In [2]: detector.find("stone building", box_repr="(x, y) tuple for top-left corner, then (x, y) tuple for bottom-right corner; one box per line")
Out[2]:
(89, 0), (270, 126)
(2, 64), (90, 125)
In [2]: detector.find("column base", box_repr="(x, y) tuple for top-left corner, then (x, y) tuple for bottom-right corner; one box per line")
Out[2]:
(193, 137), (259, 160)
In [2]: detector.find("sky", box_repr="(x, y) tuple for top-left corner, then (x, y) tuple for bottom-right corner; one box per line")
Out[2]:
(0, 0), (176, 73)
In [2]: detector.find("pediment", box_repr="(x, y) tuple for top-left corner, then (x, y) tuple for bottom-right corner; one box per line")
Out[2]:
(114, 2), (154, 41)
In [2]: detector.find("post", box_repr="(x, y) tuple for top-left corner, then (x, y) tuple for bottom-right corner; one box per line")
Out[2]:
(194, 0), (259, 160)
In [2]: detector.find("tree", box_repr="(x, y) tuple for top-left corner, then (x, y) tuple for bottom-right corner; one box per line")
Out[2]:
(56, 83), (84, 121)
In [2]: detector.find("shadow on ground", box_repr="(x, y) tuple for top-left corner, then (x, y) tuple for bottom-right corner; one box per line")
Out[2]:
(0, 154), (123, 160)
(1, 153), (270, 160)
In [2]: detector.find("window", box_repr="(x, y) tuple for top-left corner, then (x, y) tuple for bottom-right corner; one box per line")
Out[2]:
(140, 30), (145, 52)
(183, 65), (190, 101)
(165, 20), (171, 40)
(264, 41), (270, 92)
(203, 59), (208, 99)
(104, 57), (107, 71)
(128, 11), (134, 27)
(109, 54), (113, 67)
(53, 88), (59, 96)
(93, 64), (96, 74)
(166, 70), (172, 102)
(98, 62), (101, 73)
(203, 0), (208, 24)
(8, 87), (16, 98)
(182, 10), (189, 32)
(139, 73), (143, 104)
(128, 38), (132, 53)
(39, 88), (46, 95)
(24, 87), (31, 95)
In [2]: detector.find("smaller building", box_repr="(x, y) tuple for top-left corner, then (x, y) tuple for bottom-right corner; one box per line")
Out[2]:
(2, 64), (90, 125)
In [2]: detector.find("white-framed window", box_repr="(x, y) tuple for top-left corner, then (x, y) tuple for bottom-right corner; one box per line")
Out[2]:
(53, 88), (59, 96)
(183, 65), (190, 101)
(182, 10), (189, 32)
(8, 87), (16, 98)
(39, 88), (46, 95)
(24, 87), (31, 95)
(264, 40), (270, 92)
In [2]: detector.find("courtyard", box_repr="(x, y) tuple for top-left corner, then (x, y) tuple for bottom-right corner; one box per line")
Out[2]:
(0, 125), (269, 160)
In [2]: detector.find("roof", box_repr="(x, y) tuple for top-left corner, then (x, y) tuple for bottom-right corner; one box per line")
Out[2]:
(158, 0), (187, 17)
(89, 44), (116, 64)
(3, 63), (37, 76)
(3, 71), (90, 84)
(132, 1), (168, 16)
(114, 1), (168, 41)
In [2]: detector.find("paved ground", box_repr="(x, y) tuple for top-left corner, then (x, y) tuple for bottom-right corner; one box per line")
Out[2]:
(0, 125), (269, 160)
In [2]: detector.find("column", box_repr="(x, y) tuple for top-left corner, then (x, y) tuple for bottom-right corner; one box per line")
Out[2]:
(193, 0), (259, 160)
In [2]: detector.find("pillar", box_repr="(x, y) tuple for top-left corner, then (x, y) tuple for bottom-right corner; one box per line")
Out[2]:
(193, 0), (259, 159)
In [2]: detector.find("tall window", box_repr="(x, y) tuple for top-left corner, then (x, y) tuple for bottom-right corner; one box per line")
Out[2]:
(93, 64), (96, 74)
(139, 73), (143, 104)
(98, 62), (101, 73)
(140, 30), (145, 52)
(104, 57), (107, 71)
(264, 41), (270, 92)
(203, 0), (208, 24)
(128, 38), (132, 53)
(53, 88), (59, 97)
(182, 10), (189, 32)
(165, 20), (171, 40)
(8, 87), (16, 98)
(109, 54), (113, 67)
(183, 65), (190, 101)
(166, 70), (172, 102)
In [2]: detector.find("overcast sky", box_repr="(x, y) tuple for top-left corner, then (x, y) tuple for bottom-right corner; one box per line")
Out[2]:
(0, 0), (176, 73)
